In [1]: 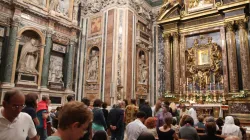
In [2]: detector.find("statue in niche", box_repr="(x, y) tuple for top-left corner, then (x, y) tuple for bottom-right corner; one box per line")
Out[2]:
(138, 54), (148, 84)
(17, 38), (42, 74)
(49, 56), (63, 83)
(87, 49), (99, 81)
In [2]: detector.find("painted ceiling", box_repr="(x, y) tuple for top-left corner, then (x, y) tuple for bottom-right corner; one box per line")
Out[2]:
(144, 0), (163, 7)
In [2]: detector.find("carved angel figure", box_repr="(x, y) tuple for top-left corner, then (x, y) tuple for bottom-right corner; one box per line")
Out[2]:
(87, 50), (99, 80)
(17, 38), (41, 74)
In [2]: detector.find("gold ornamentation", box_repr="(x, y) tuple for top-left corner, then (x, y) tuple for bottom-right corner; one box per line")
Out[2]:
(186, 36), (222, 88)
(236, 19), (247, 29)
(225, 21), (234, 32)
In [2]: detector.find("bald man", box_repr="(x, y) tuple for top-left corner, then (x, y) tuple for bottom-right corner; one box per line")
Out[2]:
(0, 90), (38, 140)
(225, 136), (240, 140)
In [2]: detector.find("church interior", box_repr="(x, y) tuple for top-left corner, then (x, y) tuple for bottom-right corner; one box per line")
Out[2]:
(0, 0), (250, 133)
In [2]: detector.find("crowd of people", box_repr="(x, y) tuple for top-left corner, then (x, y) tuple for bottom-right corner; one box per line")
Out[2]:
(0, 90), (248, 140)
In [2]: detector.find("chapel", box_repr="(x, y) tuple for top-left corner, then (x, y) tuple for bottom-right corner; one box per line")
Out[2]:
(0, 0), (250, 130)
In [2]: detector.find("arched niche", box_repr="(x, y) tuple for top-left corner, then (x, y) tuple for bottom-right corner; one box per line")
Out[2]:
(12, 27), (45, 87)
(86, 46), (100, 82)
(137, 49), (148, 85)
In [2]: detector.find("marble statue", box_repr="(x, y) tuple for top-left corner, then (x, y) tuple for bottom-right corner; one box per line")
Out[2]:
(87, 50), (99, 81)
(17, 38), (41, 74)
(90, 0), (102, 13)
(49, 56), (63, 83)
(50, 0), (68, 16)
(49, 0), (60, 11)
(138, 54), (148, 84)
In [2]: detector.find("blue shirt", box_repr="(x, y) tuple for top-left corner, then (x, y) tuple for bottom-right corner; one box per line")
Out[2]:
(36, 110), (47, 128)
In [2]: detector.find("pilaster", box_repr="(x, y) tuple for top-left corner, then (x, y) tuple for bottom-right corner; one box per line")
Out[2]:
(236, 18), (250, 91)
(41, 28), (53, 88)
(172, 32), (180, 93)
(225, 21), (239, 92)
(163, 33), (171, 93)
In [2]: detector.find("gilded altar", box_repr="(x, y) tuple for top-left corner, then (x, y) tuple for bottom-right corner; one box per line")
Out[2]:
(157, 0), (250, 122)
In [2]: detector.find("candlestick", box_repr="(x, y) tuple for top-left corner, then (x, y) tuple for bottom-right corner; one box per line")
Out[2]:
(210, 83), (212, 92)
(187, 78), (188, 85)
(205, 76), (207, 85)
(213, 74), (215, 84)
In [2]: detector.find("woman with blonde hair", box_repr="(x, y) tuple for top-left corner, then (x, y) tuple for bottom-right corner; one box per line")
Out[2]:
(169, 102), (178, 121)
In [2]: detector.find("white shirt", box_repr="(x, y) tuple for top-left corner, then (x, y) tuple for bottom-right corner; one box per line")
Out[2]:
(0, 108), (37, 140)
(188, 107), (198, 125)
(126, 119), (147, 140)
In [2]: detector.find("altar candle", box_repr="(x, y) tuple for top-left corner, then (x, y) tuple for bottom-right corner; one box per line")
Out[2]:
(213, 75), (215, 84)
(187, 78), (188, 85)
(210, 83), (212, 91)
(217, 82), (220, 90)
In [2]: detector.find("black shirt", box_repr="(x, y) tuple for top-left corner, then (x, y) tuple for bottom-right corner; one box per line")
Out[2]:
(22, 106), (36, 119)
(157, 127), (175, 140)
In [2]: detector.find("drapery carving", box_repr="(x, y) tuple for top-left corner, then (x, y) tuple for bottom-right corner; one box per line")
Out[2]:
(225, 22), (239, 92)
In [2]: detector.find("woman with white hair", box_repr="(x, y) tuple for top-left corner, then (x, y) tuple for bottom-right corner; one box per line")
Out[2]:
(222, 116), (242, 139)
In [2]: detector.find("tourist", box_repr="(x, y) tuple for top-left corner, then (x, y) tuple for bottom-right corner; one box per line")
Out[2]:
(80, 97), (92, 140)
(171, 118), (179, 132)
(137, 132), (156, 140)
(200, 122), (223, 140)
(205, 116), (219, 131)
(222, 116), (242, 139)
(125, 99), (139, 124)
(108, 101), (124, 140)
(123, 99), (128, 108)
(139, 100), (152, 119)
(46, 101), (92, 140)
(216, 117), (224, 135)
(66, 95), (75, 102)
(156, 104), (172, 127)
(188, 102), (198, 125)
(37, 95), (50, 140)
(92, 99), (107, 134)
(234, 117), (247, 140)
(22, 93), (39, 126)
(179, 115), (199, 140)
(152, 100), (162, 116)
(144, 117), (158, 139)
(0, 90), (38, 140)
(102, 102), (109, 129)
(169, 102), (179, 121)
(225, 136), (240, 140)
(179, 103), (188, 118)
(195, 115), (205, 130)
(157, 116), (178, 140)
(92, 130), (108, 140)
(179, 114), (189, 127)
(126, 111), (147, 140)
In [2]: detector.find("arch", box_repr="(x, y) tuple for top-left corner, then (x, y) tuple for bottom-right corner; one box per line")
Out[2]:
(11, 27), (45, 86)
(17, 27), (45, 45)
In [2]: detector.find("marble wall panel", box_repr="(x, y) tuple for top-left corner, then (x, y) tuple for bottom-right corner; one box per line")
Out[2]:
(104, 9), (115, 104)
(126, 10), (133, 100)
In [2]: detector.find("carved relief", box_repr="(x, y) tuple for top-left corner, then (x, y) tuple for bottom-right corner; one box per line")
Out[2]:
(49, 0), (70, 16)
(48, 55), (63, 83)
(230, 103), (250, 114)
(188, 0), (213, 13)
(87, 48), (99, 81)
(52, 33), (70, 45)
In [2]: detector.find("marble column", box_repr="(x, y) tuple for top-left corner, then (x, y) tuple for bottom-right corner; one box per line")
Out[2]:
(65, 40), (75, 90)
(225, 22), (239, 92)
(41, 29), (53, 88)
(2, 17), (19, 83)
(163, 33), (171, 92)
(172, 32), (180, 93)
(237, 19), (250, 90)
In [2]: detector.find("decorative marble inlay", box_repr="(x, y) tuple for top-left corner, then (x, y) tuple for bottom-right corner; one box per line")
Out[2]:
(230, 103), (250, 114)
(117, 10), (123, 86)
(48, 55), (64, 83)
(158, 29), (165, 96)
(52, 43), (66, 53)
